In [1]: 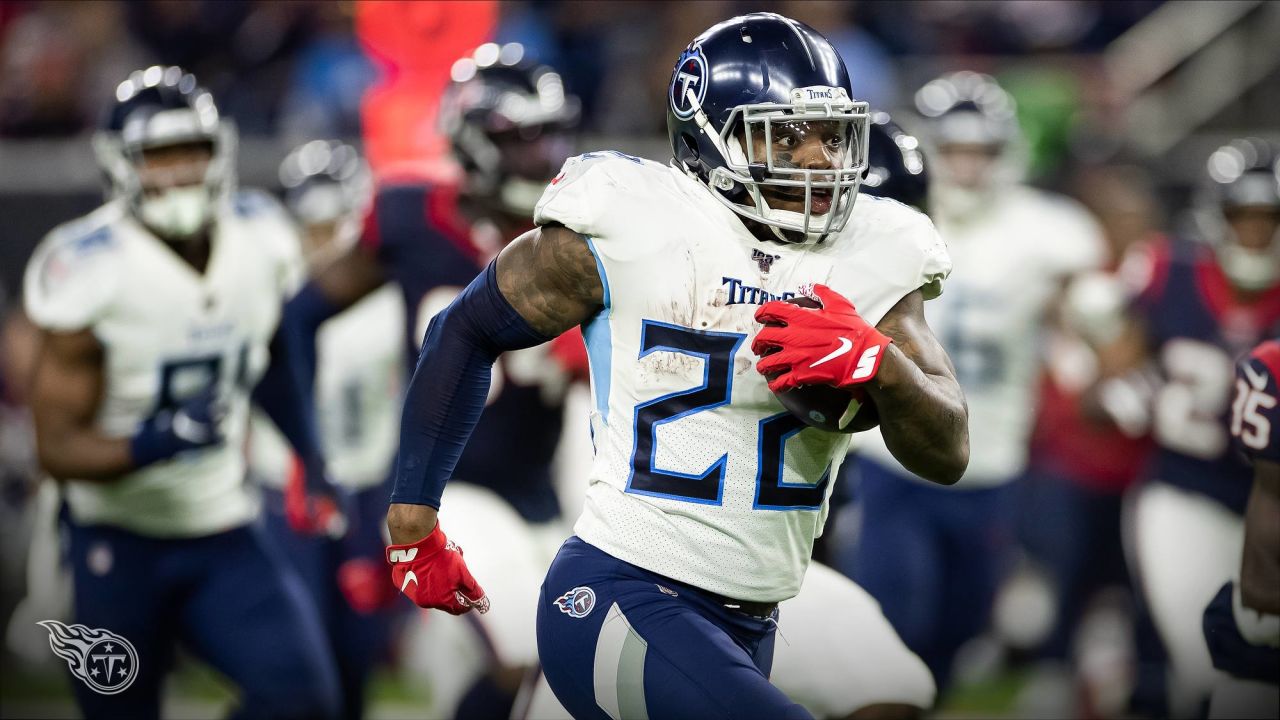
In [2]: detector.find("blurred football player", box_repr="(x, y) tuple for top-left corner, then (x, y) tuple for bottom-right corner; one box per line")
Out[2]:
(22, 66), (340, 719)
(835, 71), (1105, 691)
(384, 13), (967, 720)
(283, 44), (586, 719)
(247, 139), (404, 719)
(1089, 138), (1280, 717)
(1202, 339), (1280, 719)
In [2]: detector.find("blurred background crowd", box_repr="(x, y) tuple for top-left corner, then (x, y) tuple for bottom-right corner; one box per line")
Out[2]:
(1, 1), (1278, 718)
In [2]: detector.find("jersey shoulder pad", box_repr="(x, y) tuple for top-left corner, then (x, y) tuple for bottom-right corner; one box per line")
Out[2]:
(1018, 187), (1106, 275)
(23, 203), (126, 331)
(1233, 340), (1280, 461)
(230, 187), (305, 296)
(534, 151), (673, 239)
(853, 195), (952, 300)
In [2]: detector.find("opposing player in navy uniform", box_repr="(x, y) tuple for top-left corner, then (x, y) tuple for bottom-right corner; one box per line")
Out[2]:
(1201, 340), (1280, 720)
(249, 139), (404, 719)
(1089, 139), (1280, 717)
(282, 45), (586, 718)
(23, 67), (340, 719)
(383, 14), (968, 720)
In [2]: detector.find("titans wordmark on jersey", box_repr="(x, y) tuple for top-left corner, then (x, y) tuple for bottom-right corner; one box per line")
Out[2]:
(23, 191), (303, 537)
(534, 152), (951, 602)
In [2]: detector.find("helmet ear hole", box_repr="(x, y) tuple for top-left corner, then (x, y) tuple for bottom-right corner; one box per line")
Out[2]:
(680, 133), (700, 162)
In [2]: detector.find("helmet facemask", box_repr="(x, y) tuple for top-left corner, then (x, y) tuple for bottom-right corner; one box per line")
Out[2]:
(94, 104), (234, 242)
(687, 86), (869, 243)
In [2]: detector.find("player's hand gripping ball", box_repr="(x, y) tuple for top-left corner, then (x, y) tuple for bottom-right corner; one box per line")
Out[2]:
(753, 285), (887, 433)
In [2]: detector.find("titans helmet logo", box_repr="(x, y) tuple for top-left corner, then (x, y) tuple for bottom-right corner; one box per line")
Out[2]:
(38, 620), (139, 695)
(670, 47), (708, 120)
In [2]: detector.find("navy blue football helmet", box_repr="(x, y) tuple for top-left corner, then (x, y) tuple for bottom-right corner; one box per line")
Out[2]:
(93, 65), (234, 238)
(440, 43), (580, 219)
(666, 13), (871, 242)
(862, 113), (929, 213)
(1195, 137), (1280, 290)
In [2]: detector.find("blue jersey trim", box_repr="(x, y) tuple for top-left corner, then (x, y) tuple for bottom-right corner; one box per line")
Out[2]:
(583, 236), (612, 423)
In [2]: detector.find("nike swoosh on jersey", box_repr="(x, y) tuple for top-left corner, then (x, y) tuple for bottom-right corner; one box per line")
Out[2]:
(400, 570), (418, 592)
(809, 337), (854, 368)
(1244, 362), (1269, 390)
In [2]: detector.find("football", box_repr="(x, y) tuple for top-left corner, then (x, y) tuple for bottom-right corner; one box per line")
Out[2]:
(762, 295), (881, 434)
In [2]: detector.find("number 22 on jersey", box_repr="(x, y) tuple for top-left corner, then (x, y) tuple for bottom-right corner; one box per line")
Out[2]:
(624, 320), (831, 511)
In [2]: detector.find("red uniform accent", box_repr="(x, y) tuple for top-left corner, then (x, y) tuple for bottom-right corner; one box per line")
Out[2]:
(1030, 375), (1152, 492)
(1251, 339), (1280, 377)
(1194, 251), (1280, 329)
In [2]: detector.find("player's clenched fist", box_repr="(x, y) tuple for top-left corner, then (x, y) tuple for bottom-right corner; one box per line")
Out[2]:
(386, 523), (490, 615)
(753, 284), (892, 393)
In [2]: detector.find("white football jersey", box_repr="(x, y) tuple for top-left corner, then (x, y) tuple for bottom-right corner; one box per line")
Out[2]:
(23, 191), (303, 537)
(860, 184), (1104, 485)
(534, 152), (951, 602)
(249, 284), (406, 491)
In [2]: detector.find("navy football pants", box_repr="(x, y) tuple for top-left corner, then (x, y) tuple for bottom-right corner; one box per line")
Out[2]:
(834, 457), (1016, 691)
(67, 519), (340, 720)
(536, 536), (811, 720)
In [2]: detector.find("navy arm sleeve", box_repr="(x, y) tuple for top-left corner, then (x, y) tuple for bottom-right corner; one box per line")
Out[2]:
(253, 296), (333, 487)
(390, 260), (551, 507)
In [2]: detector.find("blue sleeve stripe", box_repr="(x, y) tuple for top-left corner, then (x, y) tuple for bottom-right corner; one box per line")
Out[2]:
(583, 236), (612, 423)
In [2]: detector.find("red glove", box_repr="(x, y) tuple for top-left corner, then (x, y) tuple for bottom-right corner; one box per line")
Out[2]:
(337, 557), (401, 614)
(284, 456), (347, 538)
(752, 284), (892, 393)
(386, 523), (489, 615)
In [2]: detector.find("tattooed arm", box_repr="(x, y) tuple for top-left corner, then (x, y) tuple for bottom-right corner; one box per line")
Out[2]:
(866, 289), (969, 485)
(386, 225), (603, 543)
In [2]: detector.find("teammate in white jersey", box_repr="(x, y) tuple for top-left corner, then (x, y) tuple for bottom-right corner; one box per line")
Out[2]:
(24, 67), (340, 719)
(384, 14), (968, 719)
(837, 72), (1104, 691)
(249, 139), (406, 719)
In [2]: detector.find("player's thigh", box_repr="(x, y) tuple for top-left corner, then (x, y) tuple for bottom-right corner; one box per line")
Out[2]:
(178, 523), (340, 720)
(1128, 482), (1243, 683)
(537, 542), (809, 720)
(773, 562), (936, 717)
(65, 523), (172, 720)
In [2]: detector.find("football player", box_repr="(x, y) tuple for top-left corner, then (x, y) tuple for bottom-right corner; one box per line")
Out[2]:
(282, 45), (586, 718)
(385, 13), (968, 720)
(1202, 339), (1280, 718)
(835, 71), (1105, 690)
(22, 67), (340, 719)
(249, 139), (405, 719)
(518, 114), (939, 720)
(1090, 139), (1280, 717)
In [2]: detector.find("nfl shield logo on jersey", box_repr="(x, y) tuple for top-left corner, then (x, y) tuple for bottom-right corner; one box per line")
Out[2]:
(38, 620), (140, 695)
(555, 586), (597, 618)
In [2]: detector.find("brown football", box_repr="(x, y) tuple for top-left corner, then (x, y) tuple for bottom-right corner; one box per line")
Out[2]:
(762, 295), (880, 434)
